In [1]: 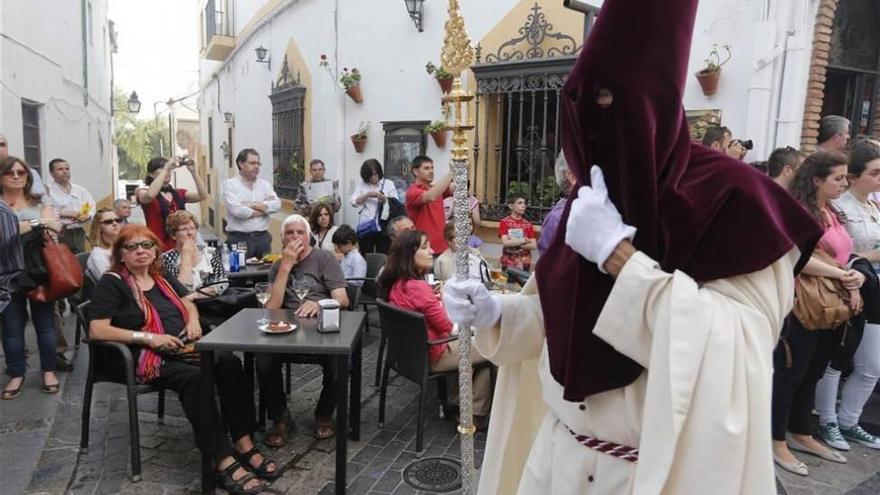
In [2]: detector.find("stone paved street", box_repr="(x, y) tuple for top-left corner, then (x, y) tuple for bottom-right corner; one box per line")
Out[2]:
(2, 309), (879, 494)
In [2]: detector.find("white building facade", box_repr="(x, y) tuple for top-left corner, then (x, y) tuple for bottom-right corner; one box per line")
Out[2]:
(1, 0), (116, 204)
(197, 0), (876, 252)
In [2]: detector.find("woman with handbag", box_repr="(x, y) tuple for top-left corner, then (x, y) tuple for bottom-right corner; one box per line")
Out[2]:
(87, 208), (123, 281)
(814, 139), (880, 451)
(89, 225), (277, 493)
(351, 159), (397, 254)
(0, 156), (64, 399)
(771, 151), (865, 475)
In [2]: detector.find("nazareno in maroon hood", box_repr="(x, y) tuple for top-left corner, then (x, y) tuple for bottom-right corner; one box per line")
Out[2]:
(536, 0), (823, 402)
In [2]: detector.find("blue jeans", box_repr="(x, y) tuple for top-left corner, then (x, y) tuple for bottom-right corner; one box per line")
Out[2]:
(1, 291), (57, 377)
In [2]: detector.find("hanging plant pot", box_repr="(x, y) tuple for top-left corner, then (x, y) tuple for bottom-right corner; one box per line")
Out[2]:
(437, 77), (454, 94)
(430, 130), (447, 148)
(351, 136), (367, 153)
(345, 84), (363, 103)
(695, 69), (721, 96)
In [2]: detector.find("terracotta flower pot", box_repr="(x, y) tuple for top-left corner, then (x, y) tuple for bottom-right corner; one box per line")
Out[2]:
(345, 84), (363, 103)
(695, 69), (721, 96)
(351, 136), (367, 153)
(430, 130), (447, 148)
(437, 77), (454, 94)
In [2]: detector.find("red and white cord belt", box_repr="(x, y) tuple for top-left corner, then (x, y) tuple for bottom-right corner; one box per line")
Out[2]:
(567, 427), (640, 463)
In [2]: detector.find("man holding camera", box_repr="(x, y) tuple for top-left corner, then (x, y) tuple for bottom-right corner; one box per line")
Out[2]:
(135, 156), (208, 251)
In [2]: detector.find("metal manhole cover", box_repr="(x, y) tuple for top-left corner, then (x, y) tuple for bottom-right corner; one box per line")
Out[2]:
(402, 457), (462, 492)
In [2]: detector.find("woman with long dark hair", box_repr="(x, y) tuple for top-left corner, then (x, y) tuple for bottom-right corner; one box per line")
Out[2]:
(135, 157), (207, 251)
(309, 202), (338, 253)
(87, 207), (122, 281)
(89, 225), (277, 492)
(350, 159), (397, 254)
(0, 156), (64, 399)
(377, 230), (491, 428)
(771, 150), (864, 475)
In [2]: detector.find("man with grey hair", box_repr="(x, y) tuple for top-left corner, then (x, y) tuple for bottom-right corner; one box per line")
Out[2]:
(387, 215), (414, 242)
(538, 153), (577, 254)
(256, 214), (350, 446)
(817, 115), (851, 152)
(113, 198), (132, 224)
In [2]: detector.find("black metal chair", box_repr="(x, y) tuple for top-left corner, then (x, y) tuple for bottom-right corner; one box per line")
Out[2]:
(70, 251), (94, 349)
(77, 301), (166, 482)
(375, 299), (459, 457)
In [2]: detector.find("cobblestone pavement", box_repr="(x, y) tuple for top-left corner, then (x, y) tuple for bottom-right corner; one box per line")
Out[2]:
(5, 310), (879, 494)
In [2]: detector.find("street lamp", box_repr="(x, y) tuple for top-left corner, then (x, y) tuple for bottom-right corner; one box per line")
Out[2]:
(224, 111), (234, 124)
(404, 0), (424, 32)
(126, 91), (141, 113)
(255, 45), (271, 69)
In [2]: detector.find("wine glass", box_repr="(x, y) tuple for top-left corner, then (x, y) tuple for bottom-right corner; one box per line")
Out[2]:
(293, 276), (312, 303)
(255, 282), (270, 324)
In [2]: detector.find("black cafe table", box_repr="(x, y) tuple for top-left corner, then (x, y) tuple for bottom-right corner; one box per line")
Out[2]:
(196, 308), (366, 494)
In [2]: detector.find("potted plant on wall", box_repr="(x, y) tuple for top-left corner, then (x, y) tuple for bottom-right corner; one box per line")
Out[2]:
(424, 120), (448, 147)
(351, 121), (369, 153)
(341, 68), (362, 103)
(695, 44), (731, 97)
(426, 61), (454, 93)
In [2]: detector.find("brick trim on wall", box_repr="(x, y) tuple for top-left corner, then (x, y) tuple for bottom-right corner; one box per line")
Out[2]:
(801, 0), (840, 152)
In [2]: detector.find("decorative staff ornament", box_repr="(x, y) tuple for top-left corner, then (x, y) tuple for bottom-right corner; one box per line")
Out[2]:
(440, 0), (478, 493)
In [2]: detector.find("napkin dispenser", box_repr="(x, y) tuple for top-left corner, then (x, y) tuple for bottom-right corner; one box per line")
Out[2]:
(318, 299), (340, 333)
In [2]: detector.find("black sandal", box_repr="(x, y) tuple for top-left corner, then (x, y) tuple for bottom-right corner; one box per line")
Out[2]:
(235, 446), (281, 480)
(215, 460), (264, 495)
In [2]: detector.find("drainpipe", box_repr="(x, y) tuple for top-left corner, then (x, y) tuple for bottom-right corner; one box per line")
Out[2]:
(772, 0), (814, 149)
(81, 0), (89, 106)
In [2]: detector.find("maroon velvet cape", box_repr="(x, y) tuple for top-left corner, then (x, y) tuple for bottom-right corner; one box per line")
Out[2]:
(536, 0), (824, 402)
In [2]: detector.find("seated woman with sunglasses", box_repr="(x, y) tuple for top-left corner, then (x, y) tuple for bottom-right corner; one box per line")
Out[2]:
(89, 225), (277, 493)
(161, 210), (228, 298)
(87, 208), (123, 281)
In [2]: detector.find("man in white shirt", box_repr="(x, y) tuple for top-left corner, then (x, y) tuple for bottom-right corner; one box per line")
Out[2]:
(221, 148), (281, 258)
(46, 158), (95, 253)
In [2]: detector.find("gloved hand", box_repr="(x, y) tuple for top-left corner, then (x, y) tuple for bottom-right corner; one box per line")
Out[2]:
(565, 165), (636, 273)
(442, 279), (502, 328)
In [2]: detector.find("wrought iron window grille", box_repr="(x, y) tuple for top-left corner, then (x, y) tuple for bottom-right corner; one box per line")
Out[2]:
(269, 56), (307, 201)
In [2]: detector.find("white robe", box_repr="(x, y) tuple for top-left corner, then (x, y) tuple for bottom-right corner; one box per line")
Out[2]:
(475, 249), (799, 495)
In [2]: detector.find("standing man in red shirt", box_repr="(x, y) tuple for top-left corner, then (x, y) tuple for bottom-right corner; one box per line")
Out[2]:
(405, 156), (453, 254)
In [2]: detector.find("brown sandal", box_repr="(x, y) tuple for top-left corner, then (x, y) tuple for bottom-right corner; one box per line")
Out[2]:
(264, 412), (292, 448)
(315, 417), (335, 440)
(2, 378), (24, 400)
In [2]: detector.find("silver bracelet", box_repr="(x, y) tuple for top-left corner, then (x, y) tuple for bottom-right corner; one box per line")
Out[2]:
(132, 331), (144, 344)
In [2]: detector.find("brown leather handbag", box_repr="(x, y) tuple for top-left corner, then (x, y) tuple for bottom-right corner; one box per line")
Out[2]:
(792, 249), (854, 330)
(26, 231), (83, 303)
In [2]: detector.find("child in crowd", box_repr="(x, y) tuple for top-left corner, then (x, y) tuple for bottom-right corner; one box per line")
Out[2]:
(332, 224), (367, 286)
(498, 194), (537, 271)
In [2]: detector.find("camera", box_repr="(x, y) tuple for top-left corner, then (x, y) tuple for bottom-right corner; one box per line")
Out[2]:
(732, 139), (753, 150)
(177, 156), (194, 166)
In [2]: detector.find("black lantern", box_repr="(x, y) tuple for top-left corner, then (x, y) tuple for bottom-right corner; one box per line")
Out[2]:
(255, 45), (271, 69)
(404, 0), (424, 32)
(126, 91), (141, 113)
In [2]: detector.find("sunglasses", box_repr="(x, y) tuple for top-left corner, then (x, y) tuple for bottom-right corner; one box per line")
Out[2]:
(3, 169), (27, 177)
(0, 142), (7, 147)
(122, 241), (157, 251)
(100, 218), (122, 225)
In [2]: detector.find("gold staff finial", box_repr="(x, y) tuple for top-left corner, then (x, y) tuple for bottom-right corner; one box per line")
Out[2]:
(440, 0), (475, 77)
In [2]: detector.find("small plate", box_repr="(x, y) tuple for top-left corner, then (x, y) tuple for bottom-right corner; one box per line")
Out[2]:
(246, 258), (264, 265)
(259, 323), (296, 334)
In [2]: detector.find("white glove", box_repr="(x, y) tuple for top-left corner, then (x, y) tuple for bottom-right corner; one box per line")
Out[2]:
(565, 165), (636, 273)
(442, 279), (502, 329)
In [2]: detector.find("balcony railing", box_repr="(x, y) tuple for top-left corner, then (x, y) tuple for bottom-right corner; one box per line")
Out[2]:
(204, 0), (234, 61)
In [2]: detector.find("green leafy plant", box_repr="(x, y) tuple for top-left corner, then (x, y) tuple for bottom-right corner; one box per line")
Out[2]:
(700, 44), (732, 73)
(351, 121), (370, 141)
(425, 61), (452, 80)
(423, 120), (446, 133)
(340, 67), (361, 90)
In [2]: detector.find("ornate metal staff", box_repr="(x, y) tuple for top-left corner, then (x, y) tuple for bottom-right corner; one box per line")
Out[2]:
(440, 1), (477, 493)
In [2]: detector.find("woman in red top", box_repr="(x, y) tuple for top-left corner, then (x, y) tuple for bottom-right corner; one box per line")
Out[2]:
(499, 194), (537, 270)
(378, 230), (492, 426)
(135, 157), (208, 251)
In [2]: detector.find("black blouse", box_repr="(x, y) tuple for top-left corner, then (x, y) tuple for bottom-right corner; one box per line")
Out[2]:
(90, 272), (190, 336)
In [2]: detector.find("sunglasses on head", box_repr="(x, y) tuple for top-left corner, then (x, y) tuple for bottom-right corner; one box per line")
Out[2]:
(100, 218), (122, 225)
(122, 241), (157, 251)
